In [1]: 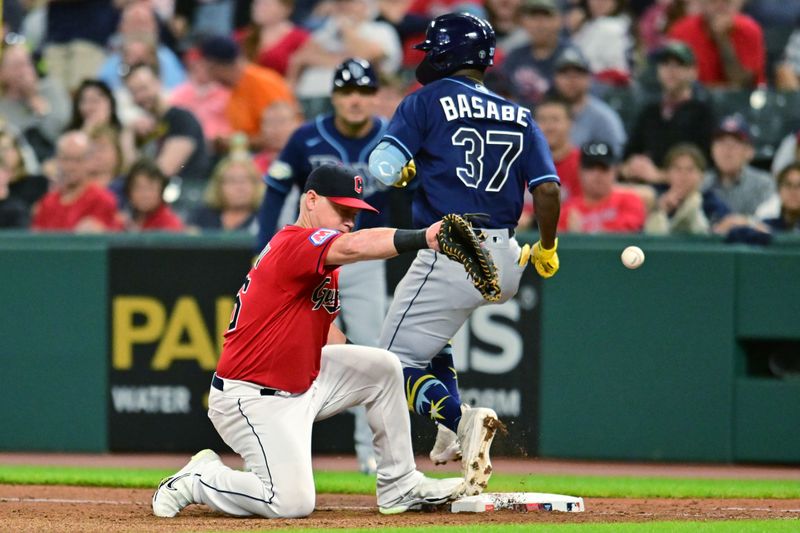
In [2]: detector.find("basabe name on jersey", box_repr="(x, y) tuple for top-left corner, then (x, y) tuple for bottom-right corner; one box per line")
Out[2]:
(439, 93), (529, 127)
(311, 276), (340, 314)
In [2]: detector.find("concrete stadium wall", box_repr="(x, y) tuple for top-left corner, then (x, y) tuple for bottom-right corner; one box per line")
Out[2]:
(0, 232), (798, 463)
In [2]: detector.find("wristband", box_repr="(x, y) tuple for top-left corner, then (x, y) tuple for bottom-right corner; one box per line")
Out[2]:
(393, 229), (428, 254)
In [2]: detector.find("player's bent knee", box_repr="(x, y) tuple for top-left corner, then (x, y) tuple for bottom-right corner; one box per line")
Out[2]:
(270, 492), (315, 518)
(371, 349), (403, 380)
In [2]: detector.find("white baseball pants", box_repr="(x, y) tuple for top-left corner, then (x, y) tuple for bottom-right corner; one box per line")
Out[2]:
(196, 344), (423, 518)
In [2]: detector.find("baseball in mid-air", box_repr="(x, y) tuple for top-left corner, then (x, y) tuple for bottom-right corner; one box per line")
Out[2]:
(621, 246), (645, 269)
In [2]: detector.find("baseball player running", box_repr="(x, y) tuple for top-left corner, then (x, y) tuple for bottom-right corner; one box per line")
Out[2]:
(256, 58), (390, 473)
(152, 165), (466, 519)
(368, 13), (562, 495)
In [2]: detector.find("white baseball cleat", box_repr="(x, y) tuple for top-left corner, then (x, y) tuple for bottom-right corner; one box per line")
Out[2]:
(429, 423), (462, 465)
(378, 475), (465, 515)
(152, 449), (220, 517)
(457, 407), (502, 496)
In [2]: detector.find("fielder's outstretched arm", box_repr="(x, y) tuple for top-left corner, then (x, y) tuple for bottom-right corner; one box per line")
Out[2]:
(325, 224), (441, 266)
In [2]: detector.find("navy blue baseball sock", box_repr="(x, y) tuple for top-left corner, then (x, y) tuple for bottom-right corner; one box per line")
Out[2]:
(427, 344), (462, 405)
(403, 366), (463, 433)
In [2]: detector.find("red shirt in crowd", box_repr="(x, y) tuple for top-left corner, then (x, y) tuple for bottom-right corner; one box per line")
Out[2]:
(216, 225), (342, 393)
(137, 204), (184, 232)
(522, 147), (581, 219)
(32, 183), (121, 231)
(668, 14), (765, 86)
(558, 188), (646, 233)
(555, 148), (582, 203)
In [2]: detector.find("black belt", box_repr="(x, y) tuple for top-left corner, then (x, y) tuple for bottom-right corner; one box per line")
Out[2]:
(212, 374), (279, 396)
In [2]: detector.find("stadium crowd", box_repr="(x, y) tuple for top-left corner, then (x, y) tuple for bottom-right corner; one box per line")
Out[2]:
(1, 0), (799, 237)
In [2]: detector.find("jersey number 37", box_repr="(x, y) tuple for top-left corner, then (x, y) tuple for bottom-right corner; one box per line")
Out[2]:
(452, 128), (523, 192)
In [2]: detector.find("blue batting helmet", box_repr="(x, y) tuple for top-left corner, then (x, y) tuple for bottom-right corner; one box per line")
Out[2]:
(413, 13), (496, 84)
(332, 58), (379, 91)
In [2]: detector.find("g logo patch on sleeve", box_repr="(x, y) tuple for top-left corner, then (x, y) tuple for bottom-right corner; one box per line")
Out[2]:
(309, 228), (340, 246)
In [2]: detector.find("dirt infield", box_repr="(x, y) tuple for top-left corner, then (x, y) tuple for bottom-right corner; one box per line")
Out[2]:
(2, 486), (800, 532)
(1, 455), (799, 532)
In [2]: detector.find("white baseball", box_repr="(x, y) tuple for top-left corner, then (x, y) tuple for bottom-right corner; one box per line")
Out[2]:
(621, 246), (645, 269)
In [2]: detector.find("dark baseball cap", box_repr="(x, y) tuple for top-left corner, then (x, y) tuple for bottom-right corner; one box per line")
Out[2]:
(521, 0), (558, 14)
(555, 47), (590, 73)
(303, 164), (378, 212)
(654, 41), (695, 66)
(714, 114), (751, 144)
(580, 141), (617, 168)
(332, 58), (379, 92)
(199, 35), (240, 63)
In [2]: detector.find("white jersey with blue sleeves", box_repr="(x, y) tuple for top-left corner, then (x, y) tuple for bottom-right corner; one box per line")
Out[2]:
(379, 76), (559, 229)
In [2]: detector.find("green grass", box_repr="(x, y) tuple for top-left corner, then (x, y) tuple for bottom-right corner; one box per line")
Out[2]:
(1, 465), (799, 499)
(264, 523), (800, 533)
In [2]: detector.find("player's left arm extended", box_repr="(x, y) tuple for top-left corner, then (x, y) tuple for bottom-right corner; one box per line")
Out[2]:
(531, 182), (562, 278)
(325, 224), (441, 266)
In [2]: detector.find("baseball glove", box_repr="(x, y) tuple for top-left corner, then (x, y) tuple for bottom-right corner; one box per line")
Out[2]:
(437, 214), (501, 302)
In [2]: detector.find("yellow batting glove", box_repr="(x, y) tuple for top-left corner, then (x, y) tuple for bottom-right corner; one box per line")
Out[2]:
(518, 243), (531, 266)
(532, 238), (559, 279)
(395, 159), (416, 188)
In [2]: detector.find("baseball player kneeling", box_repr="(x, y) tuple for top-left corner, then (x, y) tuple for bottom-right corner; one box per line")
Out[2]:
(152, 165), (467, 519)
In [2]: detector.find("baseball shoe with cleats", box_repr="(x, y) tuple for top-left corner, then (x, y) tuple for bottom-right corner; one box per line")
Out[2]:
(379, 475), (465, 515)
(457, 407), (502, 496)
(429, 423), (461, 465)
(152, 449), (220, 517)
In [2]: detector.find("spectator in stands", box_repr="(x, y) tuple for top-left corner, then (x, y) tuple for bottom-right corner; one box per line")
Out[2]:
(775, 29), (800, 91)
(0, 152), (30, 228)
(559, 140), (646, 233)
(87, 126), (126, 206)
(287, 0), (402, 100)
(237, 0), (311, 76)
(536, 96), (582, 202)
(123, 158), (184, 232)
(770, 129), (800, 177)
(637, 0), (699, 55)
(485, 0), (528, 52)
(31, 130), (121, 232)
(99, 35), (186, 92)
(762, 162), (800, 233)
(644, 143), (713, 235)
(668, 0), (765, 88)
(67, 79), (137, 169)
(41, 0), (116, 92)
(376, 0), (432, 70)
(551, 47), (628, 157)
(199, 35), (296, 151)
(374, 72), (408, 120)
(188, 153), (264, 234)
(702, 114), (774, 217)
(123, 63), (209, 183)
(569, 0), (633, 85)
(519, 96), (581, 229)
(622, 41), (714, 184)
(0, 127), (48, 209)
(167, 48), (233, 150)
(0, 43), (70, 162)
(253, 101), (302, 174)
(501, 0), (571, 107)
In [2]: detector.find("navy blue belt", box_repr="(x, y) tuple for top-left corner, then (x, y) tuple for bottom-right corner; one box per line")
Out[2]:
(474, 228), (515, 238)
(212, 374), (279, 396)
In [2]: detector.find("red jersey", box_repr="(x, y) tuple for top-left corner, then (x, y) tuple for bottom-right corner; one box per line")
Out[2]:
(558, 188), (646, 233)
(555, 147), (582, 203)
(216, 225), (342, 393)
(668, 14), (765, 86)
(32, 183), (121, 231)
(138, 204), (184, 231)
